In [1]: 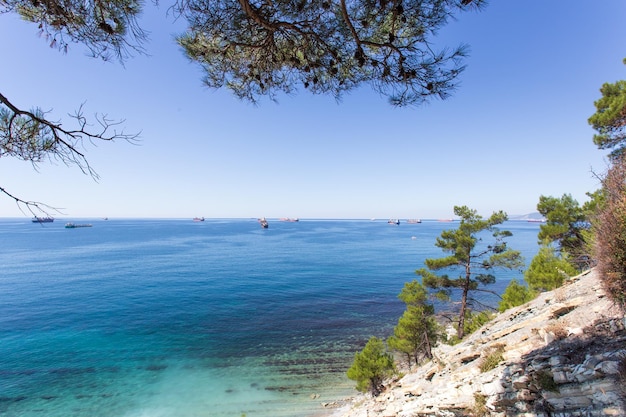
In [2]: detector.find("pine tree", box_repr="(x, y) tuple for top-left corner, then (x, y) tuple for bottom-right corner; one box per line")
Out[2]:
(498, 279), (535, 312)
(588, 59), (626, 159)
(525, 244), (578, 292)
(536, 194), (590, 270)
(416, 206), (524, 339)
(346, 336), (395, 396)
(387, 280), (438, 367)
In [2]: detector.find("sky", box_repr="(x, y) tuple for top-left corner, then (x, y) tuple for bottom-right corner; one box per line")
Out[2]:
(1, 1), (625, 219)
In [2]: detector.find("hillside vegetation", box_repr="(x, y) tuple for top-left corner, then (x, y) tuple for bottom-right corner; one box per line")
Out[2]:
(330, 269), (626, 417)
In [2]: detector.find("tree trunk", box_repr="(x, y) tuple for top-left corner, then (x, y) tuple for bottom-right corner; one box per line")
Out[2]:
(457, 265), (471, 339)
(423, 332), (432, 359)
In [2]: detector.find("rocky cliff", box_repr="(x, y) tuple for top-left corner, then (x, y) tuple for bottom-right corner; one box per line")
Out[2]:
(330, 269), (626, 417)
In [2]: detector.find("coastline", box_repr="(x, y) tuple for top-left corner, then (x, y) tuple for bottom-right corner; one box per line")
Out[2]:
(308, 397), (360, 417)
(314, 268), (626, 417)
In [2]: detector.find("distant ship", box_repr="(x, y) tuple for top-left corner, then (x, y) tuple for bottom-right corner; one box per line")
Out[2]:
(258, 217), (269, 228)
(65, 223), (92, 228)
(406, 219), (422, 224)
(279, 218), (299, 222)
(32, 217), (54, 223)
(388, 219), (400, 225)
(193, 217), (205, 222)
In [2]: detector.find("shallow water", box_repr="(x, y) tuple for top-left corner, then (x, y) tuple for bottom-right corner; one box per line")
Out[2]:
(0, 218), (541, 416)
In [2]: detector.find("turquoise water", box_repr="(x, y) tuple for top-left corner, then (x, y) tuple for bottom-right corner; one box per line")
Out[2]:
(0, 218), (541, 417)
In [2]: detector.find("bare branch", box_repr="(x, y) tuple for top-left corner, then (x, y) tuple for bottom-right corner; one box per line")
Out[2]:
(0, 92), (140, 210)
(0, 186), (63, 218)
(1, 92), (139, 176)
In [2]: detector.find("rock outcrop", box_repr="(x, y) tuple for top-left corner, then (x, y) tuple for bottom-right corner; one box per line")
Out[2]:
(330, 269), (626, 417)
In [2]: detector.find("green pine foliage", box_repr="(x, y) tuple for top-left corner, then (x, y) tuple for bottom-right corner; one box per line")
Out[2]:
(416, 205), (524, 339)
(388, 280), (439, 367)
(8, 0), (147, 61)
(498, 244), (577, 313)
(588, 61), (626, 159)
(386, 333), (413, 366)
(346, 337), (395, 396)
(2, 0), (486, 107)
(536, 194), (591, 271)
(176, 0), (487, 106)
(463, 310), (496, 335)
(397, 279), (430, 306)
(525, 245), (578, 292)
(498, 279), (535, 312)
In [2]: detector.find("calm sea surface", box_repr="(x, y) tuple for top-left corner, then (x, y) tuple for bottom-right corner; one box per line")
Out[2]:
(0, 218), (541, 417)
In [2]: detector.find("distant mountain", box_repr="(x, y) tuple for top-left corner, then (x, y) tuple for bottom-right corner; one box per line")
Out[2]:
(509, 212), (546, 221)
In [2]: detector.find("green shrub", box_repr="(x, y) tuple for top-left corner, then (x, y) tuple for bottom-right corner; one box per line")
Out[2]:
(444, 334), (461, 346)
(534, 370), (559, 393)
(536, 194), (591, 270)
(463, 310), (495, 336)
(388, 280), (440, 367)
(346, 336), (395, 396)
(499, 279), (536, 312)
(525, 245), (578, 292)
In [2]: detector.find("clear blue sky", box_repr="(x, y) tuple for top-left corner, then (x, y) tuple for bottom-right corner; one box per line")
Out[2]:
(1, 1), (624, 219)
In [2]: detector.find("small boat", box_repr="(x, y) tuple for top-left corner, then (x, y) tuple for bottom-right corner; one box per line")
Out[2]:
(258, 217), (269, 228)
(32, 217), (54, 223)
(65, 223), (92, 228)
(406, 219), (422, 224)
(193, 217), (205, 222)
(388, 219), (400, 225)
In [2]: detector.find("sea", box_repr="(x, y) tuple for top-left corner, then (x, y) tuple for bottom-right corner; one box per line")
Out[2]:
(0, 218), (542, 417)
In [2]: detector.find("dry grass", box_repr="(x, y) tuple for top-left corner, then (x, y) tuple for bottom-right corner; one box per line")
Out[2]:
(469, 392), (489, 417)
(545, 320), (569, 341)
(553, 286), (568, 303)
(479, 344), (505, 373)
